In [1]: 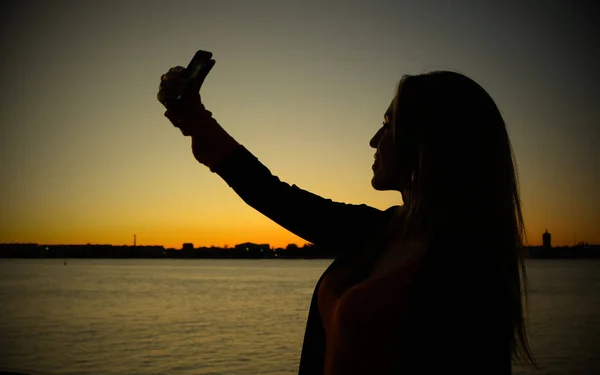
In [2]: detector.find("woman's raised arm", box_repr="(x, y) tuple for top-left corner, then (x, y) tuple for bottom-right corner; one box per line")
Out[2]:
(213, 144), (394, 252)
(158, 66), (395, 253)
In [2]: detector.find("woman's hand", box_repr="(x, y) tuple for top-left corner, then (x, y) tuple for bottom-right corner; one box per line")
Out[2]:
(157, 66), (239, 171)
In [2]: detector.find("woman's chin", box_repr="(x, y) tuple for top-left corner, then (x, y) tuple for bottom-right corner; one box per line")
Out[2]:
(371, 174), (389, 191)
(371, 169), (399, 191)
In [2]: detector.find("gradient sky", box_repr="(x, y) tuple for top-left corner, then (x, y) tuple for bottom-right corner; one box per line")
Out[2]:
(1, 0), (598, 248)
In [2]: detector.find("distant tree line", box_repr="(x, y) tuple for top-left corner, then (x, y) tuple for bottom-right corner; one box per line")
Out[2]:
(525, 244), (600, 259)
(0, 242), (337, 259)
(0, 243), (598, 259)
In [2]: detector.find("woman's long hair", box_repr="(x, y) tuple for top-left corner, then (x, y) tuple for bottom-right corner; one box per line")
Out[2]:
(392, 71), (535, 365)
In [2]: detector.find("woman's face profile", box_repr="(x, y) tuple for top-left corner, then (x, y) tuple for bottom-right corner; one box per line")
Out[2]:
(370, 99), (402, 192)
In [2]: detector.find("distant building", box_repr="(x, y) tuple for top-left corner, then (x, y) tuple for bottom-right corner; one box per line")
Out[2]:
(235, 242), (270, 251)
(543, 229), (552, 249)
(182, 243), (194, 251)
(234, 242), (270, 256)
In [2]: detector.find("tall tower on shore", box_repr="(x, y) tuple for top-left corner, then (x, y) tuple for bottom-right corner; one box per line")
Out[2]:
(543, 229), (551, 249)
(134, 234), (137, 247)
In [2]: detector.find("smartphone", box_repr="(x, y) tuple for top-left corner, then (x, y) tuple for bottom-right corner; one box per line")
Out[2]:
(169, 50), (215, 107)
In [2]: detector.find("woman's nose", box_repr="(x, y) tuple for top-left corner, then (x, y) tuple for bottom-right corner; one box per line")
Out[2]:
(370, 129), (382, 148)
(369, 138), (377, 148)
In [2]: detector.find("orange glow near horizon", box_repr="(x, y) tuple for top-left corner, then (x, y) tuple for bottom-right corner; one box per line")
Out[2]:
(2, 202), (597, 248)
(1, 2), (598, 250)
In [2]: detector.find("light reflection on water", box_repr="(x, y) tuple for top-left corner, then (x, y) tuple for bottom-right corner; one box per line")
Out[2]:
(0, 259), (599, 375)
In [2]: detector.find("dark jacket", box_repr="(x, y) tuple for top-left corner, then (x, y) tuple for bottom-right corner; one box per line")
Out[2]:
(215, 145), (512, 375)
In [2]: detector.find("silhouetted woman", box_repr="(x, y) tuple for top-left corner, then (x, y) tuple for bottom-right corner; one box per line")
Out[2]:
(158, 67), (535, 374)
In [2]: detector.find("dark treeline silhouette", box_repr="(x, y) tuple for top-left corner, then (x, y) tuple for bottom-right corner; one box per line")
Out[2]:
(526, 244), (600, 259)
(0, 242), (336, 259)
(0, 242), (599, 259)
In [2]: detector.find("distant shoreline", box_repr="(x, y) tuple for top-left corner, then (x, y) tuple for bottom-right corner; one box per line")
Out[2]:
(1, 243), (599, 260)
(1, 256), (599, 260)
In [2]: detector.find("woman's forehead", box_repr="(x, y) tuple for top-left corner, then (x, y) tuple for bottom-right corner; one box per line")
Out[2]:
(384, 101), (394, 121)
(385, 78), (408, 121)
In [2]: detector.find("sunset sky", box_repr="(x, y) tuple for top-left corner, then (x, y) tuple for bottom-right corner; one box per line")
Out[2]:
(1, 0), (598, 248)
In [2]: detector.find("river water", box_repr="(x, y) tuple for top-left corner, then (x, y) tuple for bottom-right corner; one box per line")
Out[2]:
(0, 259), (598, 374)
